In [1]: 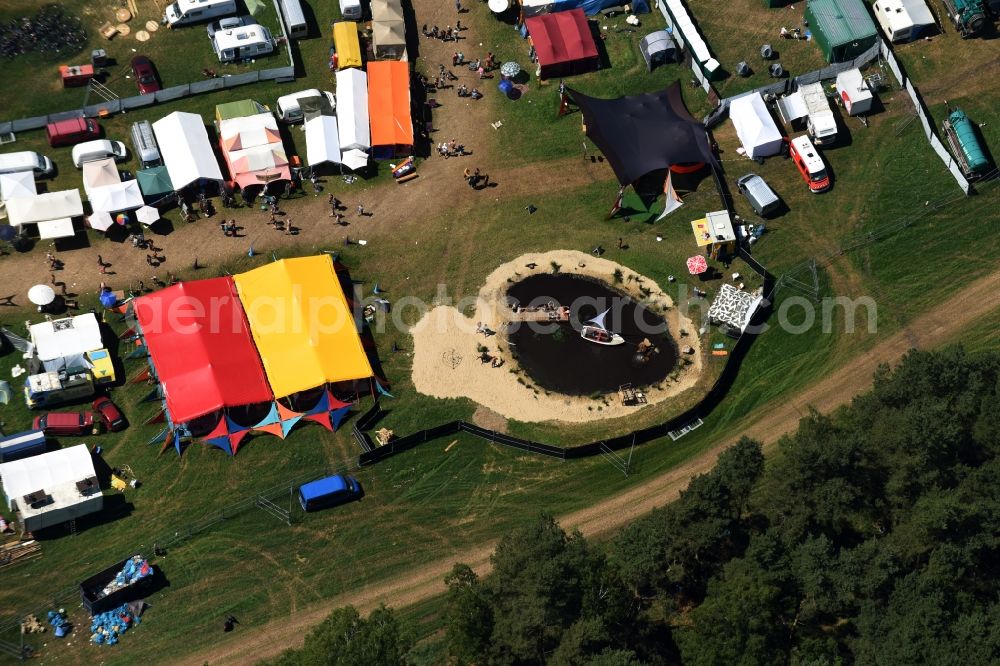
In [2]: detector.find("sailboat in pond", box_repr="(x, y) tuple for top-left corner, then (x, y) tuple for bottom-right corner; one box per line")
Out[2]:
(579, 308), (625, 346)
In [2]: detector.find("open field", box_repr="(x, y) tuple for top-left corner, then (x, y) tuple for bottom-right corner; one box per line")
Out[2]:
(0, 0), (287, 122)
(1, 0), (1000, 662)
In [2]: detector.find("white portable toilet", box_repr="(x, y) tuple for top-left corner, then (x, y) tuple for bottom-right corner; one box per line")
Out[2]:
(835, 69), (874, 116)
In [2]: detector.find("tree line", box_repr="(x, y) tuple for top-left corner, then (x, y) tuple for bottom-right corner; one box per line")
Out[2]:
(268, 348), (1000, 665)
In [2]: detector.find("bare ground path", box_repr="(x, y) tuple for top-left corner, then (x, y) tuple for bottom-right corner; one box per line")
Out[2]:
(185, 269), (1000, 665)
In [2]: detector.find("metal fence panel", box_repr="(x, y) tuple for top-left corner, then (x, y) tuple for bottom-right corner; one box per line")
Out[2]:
(11, 116), (47, 132)
(223, 71), (261, 87)
(154, 84), (191, 103)
(121, 93), (157, 110)
(883, 46), (904, 86)
(190, 78), (227, 94)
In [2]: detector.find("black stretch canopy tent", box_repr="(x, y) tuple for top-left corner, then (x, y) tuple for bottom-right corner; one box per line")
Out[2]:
(568, 81), (715, 185)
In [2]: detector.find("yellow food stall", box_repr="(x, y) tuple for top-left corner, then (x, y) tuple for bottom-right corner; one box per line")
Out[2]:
(332, 21), (362, 70)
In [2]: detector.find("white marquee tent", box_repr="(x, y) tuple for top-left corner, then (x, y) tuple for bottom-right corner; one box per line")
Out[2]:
(0, 445), (103, 532)
(0, 171), (37, 202)
(29, 313), (104, 362)
(88, 181), (145, 214)
(5, 189), (83, 228)
(82, 157), (122, 191)
(729, 93), (784, 159)
(152, 111), (224, 191)
(336, 69), (370, 158)
(305, 115), (342, 167)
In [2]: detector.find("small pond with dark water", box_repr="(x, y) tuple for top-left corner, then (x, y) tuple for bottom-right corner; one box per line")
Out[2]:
(505, 274), (678, 395)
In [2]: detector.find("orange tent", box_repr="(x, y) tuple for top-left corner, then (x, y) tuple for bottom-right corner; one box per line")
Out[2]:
(367, 61), (413, 157)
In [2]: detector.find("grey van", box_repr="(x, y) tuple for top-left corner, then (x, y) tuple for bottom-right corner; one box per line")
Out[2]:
(130, 121), (162, 169)
(735, 173), (781, 217)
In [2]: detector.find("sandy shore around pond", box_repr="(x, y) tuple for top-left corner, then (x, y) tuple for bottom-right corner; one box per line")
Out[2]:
(410, 250), (702, 423)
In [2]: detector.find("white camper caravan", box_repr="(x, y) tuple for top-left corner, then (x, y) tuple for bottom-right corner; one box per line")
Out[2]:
(165, 0), (237, 27)
(211, 24), (275, 62)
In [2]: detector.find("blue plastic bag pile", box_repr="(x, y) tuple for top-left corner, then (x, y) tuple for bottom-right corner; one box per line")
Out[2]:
(100, 555), (152, 597)
(90, 604), (141, 646)
(47, 610), (70, 638)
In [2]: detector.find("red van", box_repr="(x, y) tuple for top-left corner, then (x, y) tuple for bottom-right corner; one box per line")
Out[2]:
(788, 135), (831, 193)
(32, 410), (98, 436)
(46, 117), (101, 147)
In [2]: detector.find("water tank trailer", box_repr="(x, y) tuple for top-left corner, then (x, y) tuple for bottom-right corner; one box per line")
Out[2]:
(943, 107), (990, 178)
(943, 0), (989, 37)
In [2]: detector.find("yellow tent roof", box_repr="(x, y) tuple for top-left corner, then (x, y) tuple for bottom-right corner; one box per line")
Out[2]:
(333, 21), (362, 70)
(233, 255), (373, 398)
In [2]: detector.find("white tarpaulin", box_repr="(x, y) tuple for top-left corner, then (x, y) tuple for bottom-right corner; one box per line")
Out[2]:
(776, 91), (809, 124)
(730, 93), (784, 159)
(336, 69), (371, 151)
(341, 148), (369, 171)
(0, 445), (102, 532)
(88, 180), (144, 213)
(152, 111), (224, 190)
(37, 217), (75, 240)
(30, 313), (103, 361)
(305, 115), (342, 167)
(655, 172), (684, 221)
(5, 189), (83, 227)
(0, 171), (37, 201)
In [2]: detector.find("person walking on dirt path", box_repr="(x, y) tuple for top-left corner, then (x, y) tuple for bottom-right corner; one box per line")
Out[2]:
(46, 251), (58, 270)
(50, 273), (57, 285)
(455, 0), (461, 12)
(285, 219), (294, 235)
(97, 254), (104, 268)
(100, 263), (108, 275)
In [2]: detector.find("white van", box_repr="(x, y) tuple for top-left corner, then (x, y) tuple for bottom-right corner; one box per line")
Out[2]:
(276, 89), (336, 123)
(130, 121), (162, 169)
(165, 0), (237, 27)
(71, 140), (127, 168)
(278, 0), (308, 39)
(340, 0), (363, 21)
(0, 151), (54, 177)
(212, 24), (275, 62)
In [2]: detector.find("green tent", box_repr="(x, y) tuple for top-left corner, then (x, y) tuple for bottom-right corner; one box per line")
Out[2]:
(136, 166), (174, 200)
(215, 99), (269, 122)
(804, 0), (878, 63)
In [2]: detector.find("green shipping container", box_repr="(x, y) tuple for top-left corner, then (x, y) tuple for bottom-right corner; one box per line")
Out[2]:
(804, 0), (878, 63)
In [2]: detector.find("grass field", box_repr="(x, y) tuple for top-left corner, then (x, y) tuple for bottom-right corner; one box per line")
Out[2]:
(0, 0), (287, 122)
(1, 0), (1000, 663)
(684, 0), (830, 98)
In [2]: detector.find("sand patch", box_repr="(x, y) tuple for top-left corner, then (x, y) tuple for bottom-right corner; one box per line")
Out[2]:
(410, 250), (702, 424)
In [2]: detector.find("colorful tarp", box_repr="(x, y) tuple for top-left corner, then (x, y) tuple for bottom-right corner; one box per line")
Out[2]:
(234, 256), (373, 398)
(367, 61), (413, 154)
(134, 278), (274, 424)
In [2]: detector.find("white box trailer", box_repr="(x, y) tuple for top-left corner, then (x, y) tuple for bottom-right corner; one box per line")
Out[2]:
(165, 0), (237, 27)
(835, 69), (874, 116)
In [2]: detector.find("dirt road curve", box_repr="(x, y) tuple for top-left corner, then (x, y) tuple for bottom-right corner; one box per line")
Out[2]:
(188, 271), (1000, 665)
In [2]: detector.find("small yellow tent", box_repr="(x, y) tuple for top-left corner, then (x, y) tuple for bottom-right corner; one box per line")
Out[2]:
(332, 21), (362, 70)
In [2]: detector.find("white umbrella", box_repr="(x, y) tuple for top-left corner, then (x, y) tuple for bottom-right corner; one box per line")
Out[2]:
(136, 205), (160, 225)
(88, 211), (114, 231)
(28, 284), (56, 306)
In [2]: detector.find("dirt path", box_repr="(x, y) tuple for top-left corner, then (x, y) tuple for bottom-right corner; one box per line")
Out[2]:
(186, 269), (1000, 665)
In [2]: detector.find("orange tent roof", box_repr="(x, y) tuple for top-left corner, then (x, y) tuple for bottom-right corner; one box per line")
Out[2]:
(367, 61), (413, 148)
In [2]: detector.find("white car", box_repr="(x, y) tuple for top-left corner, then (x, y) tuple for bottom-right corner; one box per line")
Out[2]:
(71, 140), (127, 169)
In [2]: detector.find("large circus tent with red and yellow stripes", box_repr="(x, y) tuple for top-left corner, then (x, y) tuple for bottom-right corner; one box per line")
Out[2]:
(127, 255), (375, 455)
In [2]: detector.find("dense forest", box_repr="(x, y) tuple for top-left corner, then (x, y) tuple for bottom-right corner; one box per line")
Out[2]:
(269, 348), (1000, 665)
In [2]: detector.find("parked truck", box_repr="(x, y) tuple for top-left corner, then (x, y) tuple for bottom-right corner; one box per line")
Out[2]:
(799, 82), (838, 145)
(943, 0), (989, 37)
(942, 106), (991, 179)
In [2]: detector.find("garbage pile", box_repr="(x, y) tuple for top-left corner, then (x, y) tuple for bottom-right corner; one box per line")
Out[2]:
(47, 609), (71, 638)
(90, 604), (141, 646)
(99, 555), (152, 599)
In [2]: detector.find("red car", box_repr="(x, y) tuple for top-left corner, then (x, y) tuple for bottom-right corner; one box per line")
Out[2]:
(32, 410), (98, 437)
(93, 396), (127, 432)
(130, 56), (161, 94)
